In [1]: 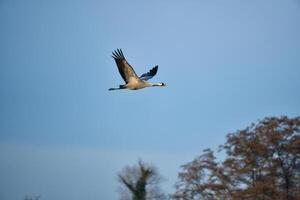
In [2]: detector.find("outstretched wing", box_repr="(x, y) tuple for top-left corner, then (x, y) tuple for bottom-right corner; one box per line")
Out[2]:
(112, 49), (139, 83)
(139, 65), (158, 81)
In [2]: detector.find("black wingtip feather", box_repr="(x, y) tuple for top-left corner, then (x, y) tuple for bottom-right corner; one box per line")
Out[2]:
(151, 66), (158, 74)
(117, 49), (124, 59)
(119, 49), (124, 58)
(112, 51), (118, 59)
(112, 49), (125, 60)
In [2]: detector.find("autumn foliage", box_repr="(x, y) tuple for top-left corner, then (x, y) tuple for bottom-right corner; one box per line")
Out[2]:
(172, 116), (300, 200)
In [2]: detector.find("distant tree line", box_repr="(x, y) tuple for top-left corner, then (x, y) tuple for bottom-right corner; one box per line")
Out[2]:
(24, 195), (40, 200)
(118, 116), (300, 200)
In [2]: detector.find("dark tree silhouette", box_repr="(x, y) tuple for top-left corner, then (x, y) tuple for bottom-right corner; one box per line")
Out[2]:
(172, 116), (300, 200)
(118, 159), (165, 200)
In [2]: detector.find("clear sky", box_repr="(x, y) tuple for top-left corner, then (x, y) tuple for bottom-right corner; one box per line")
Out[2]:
(1, 0), (300, 199)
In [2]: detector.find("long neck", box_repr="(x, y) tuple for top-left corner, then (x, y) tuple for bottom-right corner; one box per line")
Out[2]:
(151, 83), (165, 87)
(151, 83), (162, 87)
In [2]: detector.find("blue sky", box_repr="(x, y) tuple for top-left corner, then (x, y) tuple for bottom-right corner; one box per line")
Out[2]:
(1, 0), (300, 199)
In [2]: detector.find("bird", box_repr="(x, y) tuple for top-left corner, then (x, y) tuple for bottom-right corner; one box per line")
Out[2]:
(109, 49), (166, 91)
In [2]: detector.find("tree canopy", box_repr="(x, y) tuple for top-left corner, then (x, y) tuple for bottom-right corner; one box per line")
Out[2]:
(172, 116), (300, 200)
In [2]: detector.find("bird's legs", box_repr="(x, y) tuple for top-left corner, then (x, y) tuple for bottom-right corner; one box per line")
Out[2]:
(108, 87), (121, 91)
(108, 85), (126, 91)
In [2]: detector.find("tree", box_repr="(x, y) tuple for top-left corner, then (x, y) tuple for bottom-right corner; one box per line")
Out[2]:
(172, 149), (231, 200)
(118, 159), (166, 200)
(172, 116), (300, 200)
